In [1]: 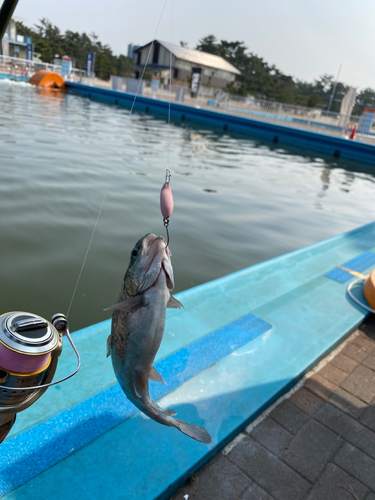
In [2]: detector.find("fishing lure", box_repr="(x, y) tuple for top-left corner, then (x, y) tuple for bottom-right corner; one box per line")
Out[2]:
(160, 168), (173, 245)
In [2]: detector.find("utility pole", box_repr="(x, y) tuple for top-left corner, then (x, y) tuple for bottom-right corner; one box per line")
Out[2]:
(327, 64), (342, 112)
(0, 0), (19, 41)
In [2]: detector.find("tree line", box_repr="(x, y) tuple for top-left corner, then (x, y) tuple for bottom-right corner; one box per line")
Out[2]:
(15, 20), (374, 115)
(16, 19), (133, 80)
(195, 35), (374, 115)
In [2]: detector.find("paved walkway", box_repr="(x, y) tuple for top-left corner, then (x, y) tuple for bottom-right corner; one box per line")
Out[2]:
(171, 315), (375, 500)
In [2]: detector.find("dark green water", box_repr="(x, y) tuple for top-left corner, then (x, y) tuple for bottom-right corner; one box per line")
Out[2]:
(0, 80), (374, 331)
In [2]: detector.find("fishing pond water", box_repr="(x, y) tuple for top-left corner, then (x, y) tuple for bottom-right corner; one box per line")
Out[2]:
(0, 79), (374, 331)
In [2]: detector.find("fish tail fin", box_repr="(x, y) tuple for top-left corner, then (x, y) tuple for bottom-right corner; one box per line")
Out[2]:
(173, 418), (212, 444)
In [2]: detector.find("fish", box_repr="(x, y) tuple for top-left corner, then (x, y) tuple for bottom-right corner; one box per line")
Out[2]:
(106, 233), (212, 444)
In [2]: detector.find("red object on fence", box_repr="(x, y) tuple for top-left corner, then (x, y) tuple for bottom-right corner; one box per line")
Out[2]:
(349, 125), (357, 140)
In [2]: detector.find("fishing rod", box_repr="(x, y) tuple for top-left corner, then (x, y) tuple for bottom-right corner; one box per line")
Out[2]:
(0, 0), (19, 41)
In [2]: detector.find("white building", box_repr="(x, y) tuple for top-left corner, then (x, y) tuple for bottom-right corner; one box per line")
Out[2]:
(133, 40), (241, 90)
(1, 18), (32, 59)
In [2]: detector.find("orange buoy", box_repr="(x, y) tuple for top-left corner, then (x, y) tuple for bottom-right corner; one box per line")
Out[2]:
(28, 70), (65, 89)
(364, 269), (375, 311)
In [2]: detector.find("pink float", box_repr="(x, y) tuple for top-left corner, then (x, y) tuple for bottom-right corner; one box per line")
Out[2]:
(160, 181), (173, 219)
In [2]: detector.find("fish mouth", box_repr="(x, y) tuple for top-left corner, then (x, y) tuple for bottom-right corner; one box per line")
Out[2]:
(140, 235), (174, 291)
(144, 236), (166, 269)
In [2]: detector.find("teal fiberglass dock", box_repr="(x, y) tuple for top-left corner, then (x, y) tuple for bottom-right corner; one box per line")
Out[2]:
(1, 221), (375, 499)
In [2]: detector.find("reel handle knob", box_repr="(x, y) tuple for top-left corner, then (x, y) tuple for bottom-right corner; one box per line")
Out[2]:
(51, 313), (69, 335)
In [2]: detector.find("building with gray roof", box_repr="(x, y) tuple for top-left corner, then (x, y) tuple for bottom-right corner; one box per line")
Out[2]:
(133, 40), (240, 90)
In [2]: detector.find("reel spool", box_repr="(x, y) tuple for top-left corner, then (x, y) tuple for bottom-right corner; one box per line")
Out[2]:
(0, 311), (80, 443)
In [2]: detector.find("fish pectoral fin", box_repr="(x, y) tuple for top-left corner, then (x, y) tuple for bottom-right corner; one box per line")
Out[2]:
(149, 366), (167, 385)
(134, 370), (148, 398)
(106, 335), (111, 358)
(167, 295), (184, 309)
(104, 295), (146, 313)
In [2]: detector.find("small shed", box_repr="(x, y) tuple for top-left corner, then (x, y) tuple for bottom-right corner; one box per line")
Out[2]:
(133, 40), (240, 89)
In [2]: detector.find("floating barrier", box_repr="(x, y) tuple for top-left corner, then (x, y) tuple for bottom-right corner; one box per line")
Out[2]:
(28, 70), (65, 89)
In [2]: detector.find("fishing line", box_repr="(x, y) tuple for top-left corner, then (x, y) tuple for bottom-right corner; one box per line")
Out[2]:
(162, 0), (173, 247)
(167, 0), (173, 170)
(129, 0), (169, 115)
(67, 0), (170, 318)
(66, 172), (113, 319)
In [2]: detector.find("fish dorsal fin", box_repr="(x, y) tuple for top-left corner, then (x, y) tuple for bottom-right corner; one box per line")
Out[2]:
(106, 335), (111, 358)
(104, 295), (145, 313)
(149, 366), (166, 385)
(167, 295), (184, 309)
(134, 370), (147, 398)
(164, 409), (177, 417)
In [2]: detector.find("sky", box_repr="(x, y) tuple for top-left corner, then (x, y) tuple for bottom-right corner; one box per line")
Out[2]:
(14, 0), (375, 90)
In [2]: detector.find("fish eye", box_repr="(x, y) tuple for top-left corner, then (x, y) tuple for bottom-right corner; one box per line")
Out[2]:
(132, 248), (138, 257)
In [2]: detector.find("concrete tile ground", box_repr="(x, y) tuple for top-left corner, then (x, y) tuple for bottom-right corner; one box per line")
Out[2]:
(171, 315), (375, 500)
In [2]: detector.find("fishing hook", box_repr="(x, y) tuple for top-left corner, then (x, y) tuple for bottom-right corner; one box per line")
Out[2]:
(163, 217), (170, 247)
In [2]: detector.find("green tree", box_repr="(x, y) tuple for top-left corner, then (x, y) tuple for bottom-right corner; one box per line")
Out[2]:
(116, 55), (133, 77)
(34, 18), (64, 60)
(16, 18), (133, 80)
(353, 88), (375, 115)
(196, 35), (221, 56)
(196, 37), (298, 102)
(63, 31), (93, 68)
(15, 21), (375, 112)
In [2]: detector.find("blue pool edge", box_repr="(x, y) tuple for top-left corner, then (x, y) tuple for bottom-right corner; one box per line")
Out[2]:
(65, 81), (375, 166)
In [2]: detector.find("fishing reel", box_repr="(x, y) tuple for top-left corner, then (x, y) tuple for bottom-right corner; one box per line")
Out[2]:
(0, 312), (80, 443)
